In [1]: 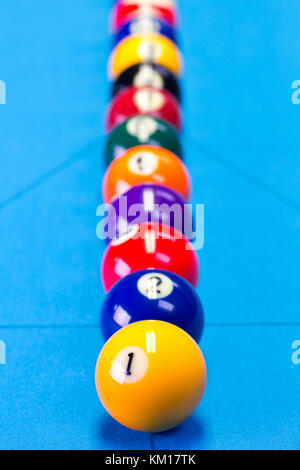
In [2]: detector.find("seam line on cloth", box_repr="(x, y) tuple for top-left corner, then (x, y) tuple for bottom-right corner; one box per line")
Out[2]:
(0, 136), (101, 213)
(0, 322), (299, 330)
(188, 134), (300, 213)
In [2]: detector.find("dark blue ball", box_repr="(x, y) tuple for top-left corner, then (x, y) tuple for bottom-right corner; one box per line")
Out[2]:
(101, 269), (204, 343)
(113, 16), (177, 48)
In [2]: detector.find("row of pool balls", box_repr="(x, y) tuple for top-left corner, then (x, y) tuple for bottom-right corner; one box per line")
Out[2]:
(95, 0), (207, 434)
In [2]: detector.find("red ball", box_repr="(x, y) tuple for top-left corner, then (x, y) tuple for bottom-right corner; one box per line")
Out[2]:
(111, 2), (177, 32)
(106, 86), (182, 132)
(101, 222), (199, 292)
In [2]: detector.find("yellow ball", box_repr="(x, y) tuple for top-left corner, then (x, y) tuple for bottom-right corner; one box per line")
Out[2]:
(108, 34), (183, 80)
(95, 320), (207, 433)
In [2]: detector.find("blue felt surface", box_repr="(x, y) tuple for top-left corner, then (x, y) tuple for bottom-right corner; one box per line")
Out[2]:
(0, 0), (108, 202)
(153, 325), (300, 450)
(0, 327), (150, 450)
(0, 0), (299, 450)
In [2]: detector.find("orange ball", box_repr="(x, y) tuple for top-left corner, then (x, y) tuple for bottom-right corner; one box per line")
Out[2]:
(95, 320), (207, 433)
(102, 145), (191, 203)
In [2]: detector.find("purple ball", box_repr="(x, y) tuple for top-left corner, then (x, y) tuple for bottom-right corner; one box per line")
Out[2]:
(102, 184), (194, 243)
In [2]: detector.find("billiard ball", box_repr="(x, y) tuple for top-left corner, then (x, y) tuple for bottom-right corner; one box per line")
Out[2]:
(101, 269), (204, 342)
(112, 63), (181, 102)
(104, 115), (183, 167)
(108, 34), (182, 80)
(102, 145), (190, 203)
(106, 86), (182, 132)
(113, 15), (177, 47)
(95, 320), (207, 433)
(101, 222), (199, 291)
(101, 183), (193, 243)
(111, 1), (178, 32)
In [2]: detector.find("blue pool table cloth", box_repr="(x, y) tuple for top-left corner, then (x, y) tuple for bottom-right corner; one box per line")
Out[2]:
(0, 0), (299, 450)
